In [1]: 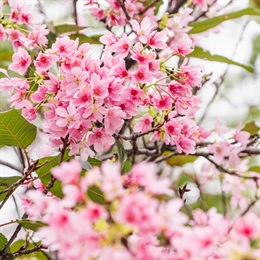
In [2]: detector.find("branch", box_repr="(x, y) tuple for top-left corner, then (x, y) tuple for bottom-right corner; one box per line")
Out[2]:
(42, 135), (70, 195)
(156, 151), (260, 180)
(117, 0), (131, 21)
(0, 213), (28, 256)
(3, 244), (46, 260)
(169, 0), (187, 14)
(73, 0), (78, 25)
(139, 0), (161, 15)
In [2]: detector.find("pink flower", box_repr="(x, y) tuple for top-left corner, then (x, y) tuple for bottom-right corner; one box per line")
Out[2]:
(176, 135), (196, 154)
(90, 73), (108, 99)
(104, 107), (126, 134)
(232, 212), (260, 240)
(0, 24), (6, 41)
(208, 140), (231, 164)
(130, 16), (153, 44)
(159, 199), (188, 229)
(55, 105), (81, 129)
(118, 192), (159, 234)
(179, 59), (202, 87)
(52, 159), (82, 184)
(101, 162), (124, 201)
(174, 38), (193, 56)
(51, 36), (78, 57)
(90, 7), (105, 20)
(234, 127), (250, 148)
(168, 81), (192, 98)
(111, 33), (131, 58)
(21, 100), (37, 122)
(132, 66), (153, 84)
(165, 119), (182, 138)
(34, 52), (54, 70)
(131, 43), (156, 65)
(153, 94), (173, 110)
(193, 0), (207, 11)
(88, 127), (114, 152)
(133, 115), (153, 133)
(21, 25), (49, 48)
(69, 141), (95, 161)
(100, 31), (118, 46)
(130, 162), (174, 196)
(147, 31), (167, 49)
(9, 47), (31, 75)
(84, 98), (107, 122)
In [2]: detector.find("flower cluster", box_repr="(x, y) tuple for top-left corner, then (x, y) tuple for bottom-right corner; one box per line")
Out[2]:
(23, 160), (260, 260)
(0, 10), (208, 159)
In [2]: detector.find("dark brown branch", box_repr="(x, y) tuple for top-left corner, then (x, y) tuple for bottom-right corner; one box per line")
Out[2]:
(169, 0), (187, 14)
(117, 0), (131, 21)
(3, 244), (46, 260)
(0, 213), (28, 256)
(73, 0), (78, 25)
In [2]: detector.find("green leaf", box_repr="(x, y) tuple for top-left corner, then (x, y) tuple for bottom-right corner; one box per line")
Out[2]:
(248, 166), (260, 173)
(36, 151), (71, 180)
(36, 150), (71, 198)
(0, 176), (21, 201)
(249, 0), (260, 10)
(242, 121), (260, 135)
(189, 47), (254, 73)
(189, 8), (260, 34)
(10, 239), (47, 259)
(69, 33), (101, 45)
(88, 157), (102, 167)
(115, 139), (126, 165)
(164, 153), (197, 166)
(143, 0), (163, 15)
(55, 24), (87, 34)
(122, 160), (132, 173)
(0, 233), (8, 251)
(0, 110), (37, 149)
(177, 173), (194, 187)
(10, 239), (25, 253)
(16, 219), (46, 232)
(0, 49), (13, 62)
(87, 185), (106, 205)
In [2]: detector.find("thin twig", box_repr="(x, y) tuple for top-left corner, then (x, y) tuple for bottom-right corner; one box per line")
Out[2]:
(3, 244), (46, 260)
(73, 0), (78, 25)
(0, 213), (28, 256)
(139, 0), (161, 15)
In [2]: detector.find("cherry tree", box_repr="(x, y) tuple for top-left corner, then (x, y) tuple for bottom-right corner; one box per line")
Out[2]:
(0, 0), (259, 259)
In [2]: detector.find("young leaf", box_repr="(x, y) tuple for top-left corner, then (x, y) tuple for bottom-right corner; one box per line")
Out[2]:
(0, 110), (37, 149)
(36, 150), (71, 181)
(189, 8), (260, 34)
(0, 176), (21, 201)
(16, 219), (46, 232)
(70, 34), (101, 45)
(189, 47), (254, 73)
(10, 240), (47, 259)
(115, 139), (126, 165)
(88, 157), (102, 167)
(55, 24), (87, 34)
(0, 233), (8, 251)
(248, 166), (260, 173)
(164, 153), (197, 166)
(36, 150), (71, 198)
(87, 185), (106, 205)
(242, 121), (260, 135)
